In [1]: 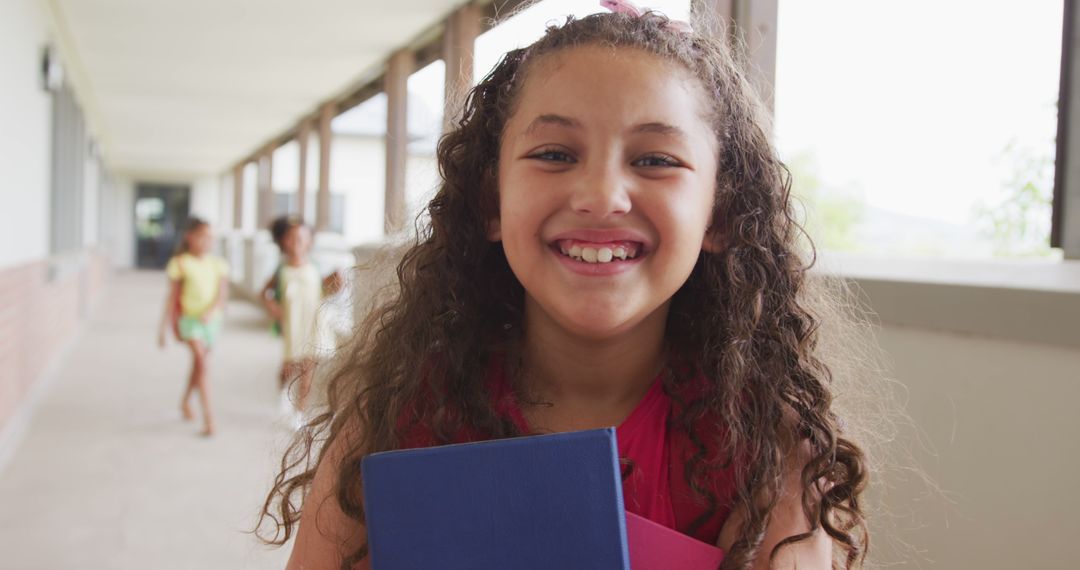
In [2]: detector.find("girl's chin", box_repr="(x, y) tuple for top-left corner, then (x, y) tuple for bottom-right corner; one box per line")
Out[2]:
(544, 305), (652, 341)
(562, 320), (631, 340)
(523, 292), (668, 342)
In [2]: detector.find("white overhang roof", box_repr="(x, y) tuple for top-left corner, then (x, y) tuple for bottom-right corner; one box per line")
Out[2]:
(48, 0), (470, 181)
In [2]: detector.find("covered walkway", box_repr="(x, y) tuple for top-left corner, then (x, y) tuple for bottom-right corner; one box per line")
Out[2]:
(0, 271), (291, 569)
(3, 0), (1080, 568)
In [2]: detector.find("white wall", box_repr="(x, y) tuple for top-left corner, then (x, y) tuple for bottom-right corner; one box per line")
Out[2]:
(218, 172), (234, 231)
(0, 0), (51, 269)
(272, 140), (299, 194)
(82, 153), (100, 247)
(102, 177), (135, 268)
(262, 134), (439, 244)
(267, 136), (321, 224)
(873, 325), (1080, 569)
(406, 153), (440, 228)
(190, 175), (222, 228)
(331, 137), (385, 244)
(242, 162), (257, 233)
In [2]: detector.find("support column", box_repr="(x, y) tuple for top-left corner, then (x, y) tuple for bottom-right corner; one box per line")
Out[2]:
(385, 49), (414, 235)
(232, 163), (244, 230)
(316, 102), (334, 233)
(443, 3), (483, 131)
(256, 148), (274, 230)
(219, 172), (231, 229)
(296, 119), (312, 223)
(1053, 0), (1080, 258)
(697, 0), (777, 115)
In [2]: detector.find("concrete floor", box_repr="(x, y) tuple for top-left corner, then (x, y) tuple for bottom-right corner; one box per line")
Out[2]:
(0, 271), (295, 569)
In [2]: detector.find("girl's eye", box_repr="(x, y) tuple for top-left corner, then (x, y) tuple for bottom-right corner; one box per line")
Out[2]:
(634, 154), (680, 168)
(528, 148), (575, 163)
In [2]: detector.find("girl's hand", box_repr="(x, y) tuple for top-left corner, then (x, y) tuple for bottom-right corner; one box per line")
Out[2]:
(266, 300), (283, 321)
(158, 328), (167, 349)
(323, 271), (344, 296)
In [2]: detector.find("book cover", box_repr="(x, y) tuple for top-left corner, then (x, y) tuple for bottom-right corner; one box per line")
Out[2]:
(626, 510), (725, 569)
(361, 428), (630, 570)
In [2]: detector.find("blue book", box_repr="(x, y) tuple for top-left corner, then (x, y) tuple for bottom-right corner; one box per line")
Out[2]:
(361, 428), (631, 570)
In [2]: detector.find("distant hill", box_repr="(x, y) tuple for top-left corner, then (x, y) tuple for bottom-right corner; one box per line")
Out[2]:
(845, 206), (994, 258)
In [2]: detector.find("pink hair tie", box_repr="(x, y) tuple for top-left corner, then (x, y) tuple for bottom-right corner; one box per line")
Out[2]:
(600, 0), (642, 17)
(600, 0), (693, 33)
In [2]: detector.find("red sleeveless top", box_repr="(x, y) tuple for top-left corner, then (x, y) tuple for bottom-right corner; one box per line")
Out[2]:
(400, 364), (739, 545)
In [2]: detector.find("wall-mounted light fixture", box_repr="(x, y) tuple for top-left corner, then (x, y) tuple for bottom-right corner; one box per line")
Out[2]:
(41, 45), (64, 92)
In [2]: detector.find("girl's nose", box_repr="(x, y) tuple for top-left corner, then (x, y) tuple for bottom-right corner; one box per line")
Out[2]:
(569, 160), (632, 217)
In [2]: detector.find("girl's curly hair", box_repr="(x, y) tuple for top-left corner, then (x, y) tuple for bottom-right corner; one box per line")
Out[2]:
(259, 9), (869, 569)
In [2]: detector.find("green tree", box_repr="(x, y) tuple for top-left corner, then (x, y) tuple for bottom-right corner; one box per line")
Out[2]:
(786, 151), (865, 252)
(973, 140), (1055, 258)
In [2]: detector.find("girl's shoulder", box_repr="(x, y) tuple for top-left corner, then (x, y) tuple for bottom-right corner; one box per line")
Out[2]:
(172, 253), (228, 277)
(164, 253), (189, 280)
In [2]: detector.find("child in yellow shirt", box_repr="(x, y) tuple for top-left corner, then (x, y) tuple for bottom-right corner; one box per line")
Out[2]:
(158, 217), (229, 436)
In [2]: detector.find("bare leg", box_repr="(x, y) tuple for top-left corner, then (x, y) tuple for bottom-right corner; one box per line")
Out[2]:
(187, 339), (215, 436)
(180, 366), (196, 421)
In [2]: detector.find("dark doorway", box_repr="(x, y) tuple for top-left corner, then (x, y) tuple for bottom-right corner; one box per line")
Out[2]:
(134, 184), (190, 269)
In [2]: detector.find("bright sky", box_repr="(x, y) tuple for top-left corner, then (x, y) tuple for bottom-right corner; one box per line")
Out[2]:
(408, 0), (1064, 230)
(408, 0), (691, 122)
(775, 0), (1063, 226)
(474, 0), (691, 84)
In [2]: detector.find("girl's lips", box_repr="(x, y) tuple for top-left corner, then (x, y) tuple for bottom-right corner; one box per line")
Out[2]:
(545, 228), (652, 275)
(547, 243), (645, 276)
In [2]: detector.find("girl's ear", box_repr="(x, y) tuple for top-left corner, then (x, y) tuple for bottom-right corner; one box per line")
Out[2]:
(702, 223), (725, 254)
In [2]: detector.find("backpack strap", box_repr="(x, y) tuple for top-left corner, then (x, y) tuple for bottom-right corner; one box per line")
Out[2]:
(273, 263), (285, 301)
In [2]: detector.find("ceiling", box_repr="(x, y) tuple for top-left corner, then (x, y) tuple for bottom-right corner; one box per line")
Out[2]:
(50, 0), (466, 181)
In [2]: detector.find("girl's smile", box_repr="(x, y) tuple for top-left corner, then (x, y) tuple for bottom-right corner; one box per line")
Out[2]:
(493, 45), (720, 340)
(550, 228), (649, 276)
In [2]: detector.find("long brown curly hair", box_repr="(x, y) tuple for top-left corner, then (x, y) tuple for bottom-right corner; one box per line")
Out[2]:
(259, 9), (869, 569)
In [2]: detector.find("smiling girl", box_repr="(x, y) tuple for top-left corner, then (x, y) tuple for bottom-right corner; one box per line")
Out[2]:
(261, 5), (869, 569)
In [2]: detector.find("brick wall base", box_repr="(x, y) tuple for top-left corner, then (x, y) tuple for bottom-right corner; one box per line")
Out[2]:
(0, 251), (110, 434)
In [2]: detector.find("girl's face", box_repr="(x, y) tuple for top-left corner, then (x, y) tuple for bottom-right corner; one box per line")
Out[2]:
(187, 225), (213, 256)
(494, 46), (720, 341)
(282, 224), (312, 258)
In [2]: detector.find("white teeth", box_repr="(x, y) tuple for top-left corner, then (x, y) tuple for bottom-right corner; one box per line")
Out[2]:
(559, 242), (639, 263)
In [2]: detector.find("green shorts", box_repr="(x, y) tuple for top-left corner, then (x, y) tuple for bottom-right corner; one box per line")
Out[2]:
(178, 314), (223, 347)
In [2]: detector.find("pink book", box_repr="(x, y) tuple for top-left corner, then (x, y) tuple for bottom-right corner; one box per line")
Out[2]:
(626, 511), (725, 570)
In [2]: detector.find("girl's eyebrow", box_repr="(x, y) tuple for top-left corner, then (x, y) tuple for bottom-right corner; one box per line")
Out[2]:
(522, 114), (687, 141)
(523, 114), (581, 135)
(629, 122), (687, 140)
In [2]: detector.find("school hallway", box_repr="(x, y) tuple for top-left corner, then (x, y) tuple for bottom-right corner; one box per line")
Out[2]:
(0, 270), (294, 569)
